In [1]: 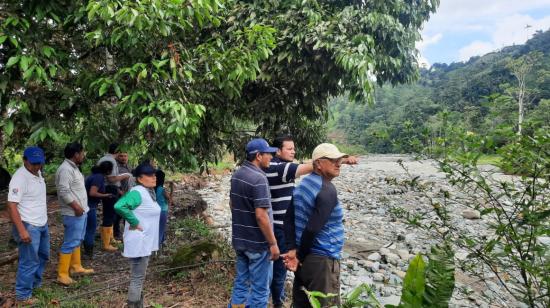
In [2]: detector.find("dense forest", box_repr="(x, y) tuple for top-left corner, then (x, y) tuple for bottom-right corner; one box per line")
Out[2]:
(329, 29), (550, 155)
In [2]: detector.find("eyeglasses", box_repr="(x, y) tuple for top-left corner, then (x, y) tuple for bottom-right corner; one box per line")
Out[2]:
(319, 157), (343, 165)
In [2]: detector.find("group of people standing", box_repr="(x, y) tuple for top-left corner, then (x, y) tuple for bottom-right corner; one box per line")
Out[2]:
(229, 135), (357, 308)
(6, 143), (171, 306)
(6, 135), (354, 307)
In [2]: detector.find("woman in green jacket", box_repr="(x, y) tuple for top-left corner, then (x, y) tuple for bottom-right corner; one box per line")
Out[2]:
(115, 161), (160, 308)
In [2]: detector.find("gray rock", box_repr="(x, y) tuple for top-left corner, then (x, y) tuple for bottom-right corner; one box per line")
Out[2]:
(379, 295), (400, 306)
(397, 249), (410, 260)
(367, 261), (380, 272)
(357, 259), (368, 267)
(462, 209), (481, 219)
(386, 253), (400, 265)
(379, 247), (391, 256)
(381, 287), (395, 297)
(368, 252), (382, 261)
(389, 274), (402, 285)
(405, 234), (416, 245)
(373, 273), (385, 282)
(394, 270), (406, 279)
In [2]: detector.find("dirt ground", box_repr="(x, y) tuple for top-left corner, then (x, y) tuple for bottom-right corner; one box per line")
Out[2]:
(0, 177), (238, 308)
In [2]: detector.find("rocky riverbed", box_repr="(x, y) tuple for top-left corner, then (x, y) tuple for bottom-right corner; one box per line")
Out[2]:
(199, 154), (525, 307)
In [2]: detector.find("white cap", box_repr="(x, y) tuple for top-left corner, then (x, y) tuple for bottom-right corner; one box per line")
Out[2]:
(312, 143), (348, 161)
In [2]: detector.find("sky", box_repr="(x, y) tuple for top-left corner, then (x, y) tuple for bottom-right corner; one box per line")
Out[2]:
(417, 0), (550, 66)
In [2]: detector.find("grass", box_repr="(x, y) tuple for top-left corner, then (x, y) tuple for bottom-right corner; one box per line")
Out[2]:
(477, 154), (502, 166)
(173, 217), (211, 240)
(33, 283), (98, 307)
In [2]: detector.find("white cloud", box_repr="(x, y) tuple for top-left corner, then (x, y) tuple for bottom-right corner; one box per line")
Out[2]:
(420, 1), (550, 63)
(458, 41), (495, 61)
(416, 33), (443, 66)
(457, 14), (550, 61)
(424, 0), (550, 33)
(417, 33), (443, 51)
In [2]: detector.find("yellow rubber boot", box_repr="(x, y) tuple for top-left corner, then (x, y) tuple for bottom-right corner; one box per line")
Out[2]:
(110, 227), (121, 245)
(101, 227), (118, 252)
(57, 253), (74, 285)
(70, 247), (94, 275)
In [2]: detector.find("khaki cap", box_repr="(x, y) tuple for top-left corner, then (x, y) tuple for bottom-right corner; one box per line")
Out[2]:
(312, 143), (348, 161)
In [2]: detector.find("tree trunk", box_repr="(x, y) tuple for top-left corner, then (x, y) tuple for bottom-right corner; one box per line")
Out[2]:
(517, 78), (525, 136)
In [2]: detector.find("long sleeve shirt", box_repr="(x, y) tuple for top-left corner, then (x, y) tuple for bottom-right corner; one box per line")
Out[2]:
(284, 172), (344, 261)
(55, 159), (88, 216)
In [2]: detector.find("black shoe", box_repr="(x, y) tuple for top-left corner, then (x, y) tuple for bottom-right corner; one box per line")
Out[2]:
(83, 245), (94, 260)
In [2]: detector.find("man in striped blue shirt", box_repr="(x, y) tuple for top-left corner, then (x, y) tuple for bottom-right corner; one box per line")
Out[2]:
(229, 138), (280, 308)
(266, 136), (357, 307)
(283, 143), (354, 308)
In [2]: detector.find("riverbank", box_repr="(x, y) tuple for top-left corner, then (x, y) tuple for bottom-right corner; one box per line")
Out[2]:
(200, 154), (521, 307)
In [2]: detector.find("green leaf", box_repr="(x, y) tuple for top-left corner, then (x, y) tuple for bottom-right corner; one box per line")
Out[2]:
(113, 83), (122, 98)
(22, 66), (35, 80)
(139, 68), (147, 80)
(19, 56), (30, 72)
(4, 120), (14, 136)
(6, 56), (20, 68)
(423, 243), (455, 307)
(49, 66), (57, 77)
(0, 36), (7, 44)
(9, 36), (18, 47)
(99, 82), (109, 97)
(400, 254), (426, 307)
(42, 46), (53, 57)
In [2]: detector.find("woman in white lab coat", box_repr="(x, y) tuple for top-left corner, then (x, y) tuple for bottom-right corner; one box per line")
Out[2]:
(115, 161), (160, 308)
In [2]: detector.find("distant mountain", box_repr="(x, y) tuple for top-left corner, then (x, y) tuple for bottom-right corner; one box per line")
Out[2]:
(329, 29), (550, 153)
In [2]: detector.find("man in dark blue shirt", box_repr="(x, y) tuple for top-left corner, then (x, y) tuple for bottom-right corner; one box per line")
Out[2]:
(229, 138), (280, 308)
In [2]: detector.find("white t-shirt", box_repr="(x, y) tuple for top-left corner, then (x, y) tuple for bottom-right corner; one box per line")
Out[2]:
(8, 166), (48, 226)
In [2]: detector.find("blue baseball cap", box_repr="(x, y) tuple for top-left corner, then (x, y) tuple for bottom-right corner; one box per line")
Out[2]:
(246, 138), (278, 155)
(23, 146), (45, 164)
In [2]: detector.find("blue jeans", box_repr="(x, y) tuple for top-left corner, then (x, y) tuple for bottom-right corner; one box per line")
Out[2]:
(271, 226), (287, 305)
(230, 250), (272, 308)
(159, 211), (167, 246)
(12, 222), (50, 300)
(60, 214), (87, 253)
(84, 208), (97, 247)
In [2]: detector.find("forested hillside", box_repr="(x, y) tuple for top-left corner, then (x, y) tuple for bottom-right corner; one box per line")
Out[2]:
(329, 29), (550, 154)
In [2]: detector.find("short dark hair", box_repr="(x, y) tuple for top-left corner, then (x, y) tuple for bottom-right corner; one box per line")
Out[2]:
(246, 152), (258, 162)
(64, 142), (84, 159)
(91, 161), (113, 175)
(108, 143), (120, 154)
(273, 134), (294, 149)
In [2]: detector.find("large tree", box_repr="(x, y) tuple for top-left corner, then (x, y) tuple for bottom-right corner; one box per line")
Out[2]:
(1, 0), (438, 169)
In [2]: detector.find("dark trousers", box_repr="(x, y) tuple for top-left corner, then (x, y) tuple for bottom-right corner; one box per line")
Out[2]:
(113, 213), (123, 238)
(102, 185), (118, 227)
(84, 208), (97, 247)
(271, 226), (287, 305)
(292, 254), (340, 308)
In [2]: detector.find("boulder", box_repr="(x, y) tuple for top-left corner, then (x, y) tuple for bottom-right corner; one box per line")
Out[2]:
(462, 209), (481, 219)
